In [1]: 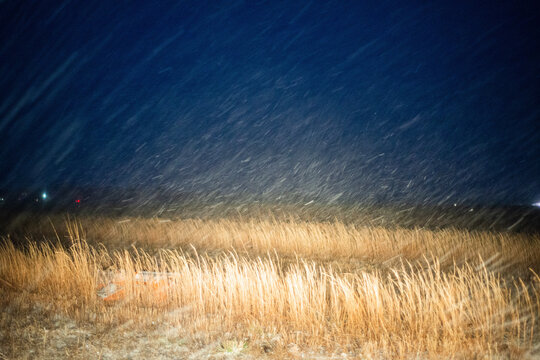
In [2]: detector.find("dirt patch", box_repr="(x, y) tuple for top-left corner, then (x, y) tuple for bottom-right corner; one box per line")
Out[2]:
(0, 301), (352, 360)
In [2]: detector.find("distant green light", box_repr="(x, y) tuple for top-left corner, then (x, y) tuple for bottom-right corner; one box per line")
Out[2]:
(42, 192), (47, 200)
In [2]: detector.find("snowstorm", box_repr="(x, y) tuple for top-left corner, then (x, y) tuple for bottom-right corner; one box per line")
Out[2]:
(0, 1), (539, 359)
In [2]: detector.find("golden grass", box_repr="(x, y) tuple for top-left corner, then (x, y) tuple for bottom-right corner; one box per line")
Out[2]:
(1, 216), (540, 358)
(46, 216), (540, 277)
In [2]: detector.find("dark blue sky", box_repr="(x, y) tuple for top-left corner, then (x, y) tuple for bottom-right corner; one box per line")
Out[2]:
(0, 1), (539, 205)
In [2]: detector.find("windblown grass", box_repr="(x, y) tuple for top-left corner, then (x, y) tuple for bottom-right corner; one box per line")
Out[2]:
(35, 215), (540, 277)
(1, 217), (539, 358)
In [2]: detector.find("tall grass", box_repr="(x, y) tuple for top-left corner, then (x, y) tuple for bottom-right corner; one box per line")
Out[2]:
(35, 216), (540, 277)
(1, 217), (539, 358)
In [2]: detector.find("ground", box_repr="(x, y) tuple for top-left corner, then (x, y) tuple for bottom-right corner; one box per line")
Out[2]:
(1, 301), (357, 360)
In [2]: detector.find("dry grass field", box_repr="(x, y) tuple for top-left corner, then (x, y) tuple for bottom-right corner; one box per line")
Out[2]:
(1, 214), (539, 359)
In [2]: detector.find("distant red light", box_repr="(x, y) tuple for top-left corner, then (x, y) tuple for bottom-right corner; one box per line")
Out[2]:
(76, 199), (81, 203)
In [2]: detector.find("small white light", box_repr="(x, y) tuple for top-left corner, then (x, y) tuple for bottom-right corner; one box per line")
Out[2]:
(533, 202), (540, 208)
(42, 192), (47, 200)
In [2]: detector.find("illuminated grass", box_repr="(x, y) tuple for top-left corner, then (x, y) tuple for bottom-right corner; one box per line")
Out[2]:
(52, 216), (540, 277)
(0, 217), (539, 358)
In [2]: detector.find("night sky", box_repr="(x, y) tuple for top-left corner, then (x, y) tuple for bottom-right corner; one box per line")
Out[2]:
(0, 1), (539, 206)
